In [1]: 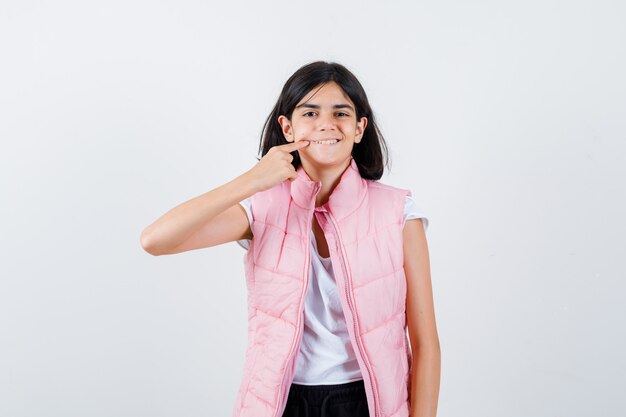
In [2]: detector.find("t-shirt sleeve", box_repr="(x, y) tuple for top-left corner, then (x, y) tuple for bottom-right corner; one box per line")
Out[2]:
(403, 195), (429, 233)
(236, 198), (253, 250)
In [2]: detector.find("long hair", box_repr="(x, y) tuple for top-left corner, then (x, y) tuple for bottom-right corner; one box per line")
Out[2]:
(257, 61), (390, 180)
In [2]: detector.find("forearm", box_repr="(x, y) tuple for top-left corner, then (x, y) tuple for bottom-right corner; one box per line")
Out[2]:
(409, 343), (441, 417)
(141, 172), (258, 254)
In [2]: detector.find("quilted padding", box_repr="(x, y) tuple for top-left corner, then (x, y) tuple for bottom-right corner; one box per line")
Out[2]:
(231, 158), (412, 417)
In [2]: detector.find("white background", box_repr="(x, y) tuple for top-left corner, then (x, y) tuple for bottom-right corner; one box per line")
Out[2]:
(1, 1), (625, 416)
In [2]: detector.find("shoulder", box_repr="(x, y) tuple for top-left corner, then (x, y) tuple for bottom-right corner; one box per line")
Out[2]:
(368, 180), (429, 232)
(367, 179), (411, 197)
(248, 181), (290, 211)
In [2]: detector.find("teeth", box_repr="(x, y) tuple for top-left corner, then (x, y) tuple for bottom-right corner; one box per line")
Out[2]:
(314, 139), (339, 144)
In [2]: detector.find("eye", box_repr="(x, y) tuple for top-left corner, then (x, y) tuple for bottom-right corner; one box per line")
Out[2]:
(303, 111), (316, 117)
(337, 112), (349, 117)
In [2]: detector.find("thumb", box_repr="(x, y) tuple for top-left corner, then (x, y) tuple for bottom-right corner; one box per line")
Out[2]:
(287, 169), (299, 182)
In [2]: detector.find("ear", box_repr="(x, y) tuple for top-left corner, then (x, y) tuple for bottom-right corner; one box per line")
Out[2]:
(277, 115), (294, 142)
(354, 116), (368, 144)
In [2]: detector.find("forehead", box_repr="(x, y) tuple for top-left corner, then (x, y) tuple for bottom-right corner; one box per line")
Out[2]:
(297, 81), (353, 106)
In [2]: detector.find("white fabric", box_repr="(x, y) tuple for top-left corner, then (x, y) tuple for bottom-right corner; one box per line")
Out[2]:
(236, 195), (428, 385)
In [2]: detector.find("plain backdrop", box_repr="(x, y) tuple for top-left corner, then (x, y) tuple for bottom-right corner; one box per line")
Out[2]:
(1, 1), (625, 416)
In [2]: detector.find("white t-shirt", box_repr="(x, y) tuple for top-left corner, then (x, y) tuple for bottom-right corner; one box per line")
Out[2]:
(237, 195), (428, 385)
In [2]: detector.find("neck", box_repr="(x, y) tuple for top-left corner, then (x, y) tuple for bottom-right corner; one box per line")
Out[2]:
(299, 158), (352, 207)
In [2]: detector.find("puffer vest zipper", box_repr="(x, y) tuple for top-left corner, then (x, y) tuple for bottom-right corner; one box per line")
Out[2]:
(231, 157), (413, 417)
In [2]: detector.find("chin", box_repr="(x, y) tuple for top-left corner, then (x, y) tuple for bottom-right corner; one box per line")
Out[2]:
(301, 153), (351, 168)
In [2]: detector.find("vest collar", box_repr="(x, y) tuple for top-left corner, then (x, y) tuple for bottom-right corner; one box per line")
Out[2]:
(291, 157), (368, 219)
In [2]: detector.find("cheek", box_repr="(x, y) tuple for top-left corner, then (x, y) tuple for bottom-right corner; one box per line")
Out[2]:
(294, 128), (313, 141)
(340, 121), (357, 131)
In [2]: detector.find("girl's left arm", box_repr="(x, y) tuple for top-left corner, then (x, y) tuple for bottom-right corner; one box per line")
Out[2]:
(403, 218), (441, 417)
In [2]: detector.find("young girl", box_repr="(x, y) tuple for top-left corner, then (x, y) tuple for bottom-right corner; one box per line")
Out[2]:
(141, 61), (440, 417)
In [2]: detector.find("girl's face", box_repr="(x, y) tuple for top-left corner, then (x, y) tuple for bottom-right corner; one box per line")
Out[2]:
(278, 81), (367, 169)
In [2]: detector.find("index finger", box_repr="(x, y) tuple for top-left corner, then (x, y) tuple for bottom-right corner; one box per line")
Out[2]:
(281, 140), (310, 152)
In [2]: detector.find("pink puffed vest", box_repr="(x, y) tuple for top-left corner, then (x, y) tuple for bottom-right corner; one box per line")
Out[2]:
(231, 157), (414, 417)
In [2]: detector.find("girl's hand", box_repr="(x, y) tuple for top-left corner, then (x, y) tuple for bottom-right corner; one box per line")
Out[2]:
(245, 140), (310, 193)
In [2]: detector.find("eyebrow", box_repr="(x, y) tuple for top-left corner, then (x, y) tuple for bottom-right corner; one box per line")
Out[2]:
(295, 103), (355, 112)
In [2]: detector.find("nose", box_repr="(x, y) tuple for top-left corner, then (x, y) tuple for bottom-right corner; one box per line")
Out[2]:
(316, 112), (337, 131)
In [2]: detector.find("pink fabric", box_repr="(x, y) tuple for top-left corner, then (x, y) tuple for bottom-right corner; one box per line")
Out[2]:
(231, 157), (413, 417)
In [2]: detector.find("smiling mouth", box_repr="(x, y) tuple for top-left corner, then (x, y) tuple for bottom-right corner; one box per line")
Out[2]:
(308, 138), (342, 145)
